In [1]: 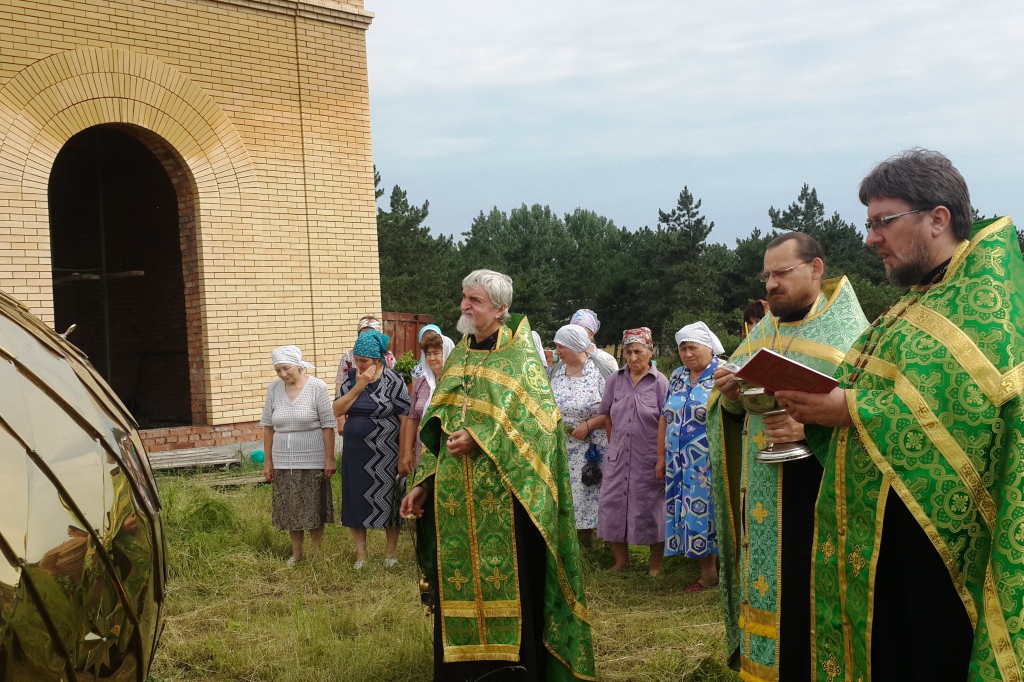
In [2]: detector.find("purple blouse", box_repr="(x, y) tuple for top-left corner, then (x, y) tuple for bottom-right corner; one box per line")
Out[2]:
(408, 376), (432, 467)
(596, 364), (669, 545)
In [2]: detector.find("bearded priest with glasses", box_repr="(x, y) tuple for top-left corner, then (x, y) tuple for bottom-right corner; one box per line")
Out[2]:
(776, 148), (1024, 681)
(710, 232), (868, 682)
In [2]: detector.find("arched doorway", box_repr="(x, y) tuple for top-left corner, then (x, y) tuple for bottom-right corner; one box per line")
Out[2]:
(48, 125), (201, 429)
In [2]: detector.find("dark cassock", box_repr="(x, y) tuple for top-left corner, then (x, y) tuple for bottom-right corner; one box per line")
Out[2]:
(708, 276), (868, 682)
(412, 313), (595, 682)
(806, 217), (1024, 681)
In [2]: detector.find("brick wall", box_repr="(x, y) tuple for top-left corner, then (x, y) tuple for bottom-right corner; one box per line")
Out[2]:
(0, 0), (378, 443)
(140, 422), (264, 453)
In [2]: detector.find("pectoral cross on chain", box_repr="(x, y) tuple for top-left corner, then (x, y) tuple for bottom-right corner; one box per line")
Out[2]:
(460, 393), (469, 426)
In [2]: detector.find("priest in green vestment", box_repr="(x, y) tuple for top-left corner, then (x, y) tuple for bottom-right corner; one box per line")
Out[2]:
(401, 269), (596, 682)
(708, 233), (868, 682)
(777, 149), (1024, 682)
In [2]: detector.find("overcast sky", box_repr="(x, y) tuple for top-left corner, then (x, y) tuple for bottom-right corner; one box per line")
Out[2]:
(365, 1), (1024, 245)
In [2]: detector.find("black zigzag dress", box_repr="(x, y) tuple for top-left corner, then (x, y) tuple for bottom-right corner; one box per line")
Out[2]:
(340, 368), (411, 529)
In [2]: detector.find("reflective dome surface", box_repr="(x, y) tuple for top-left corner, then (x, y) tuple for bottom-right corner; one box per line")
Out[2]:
(0, 290), (166, 681)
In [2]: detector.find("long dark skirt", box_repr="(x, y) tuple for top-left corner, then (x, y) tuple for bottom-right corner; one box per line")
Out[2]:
(433, 498), (548, 682)
(271, 468), (334, 530)
(341, 413), (402, 529)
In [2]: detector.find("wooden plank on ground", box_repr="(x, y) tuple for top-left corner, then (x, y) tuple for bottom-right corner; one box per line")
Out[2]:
(148, 447), (241, 470)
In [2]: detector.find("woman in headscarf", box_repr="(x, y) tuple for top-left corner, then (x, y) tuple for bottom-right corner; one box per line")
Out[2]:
(260, 345), (337, 567)
(549, 324), (608, 542)
(333, 329), (411, 569)
(657, 322), (724, 591)
(570, 308), (619, 376)
(335, 315), (397, 397)
(400, 324), (455, 476)
(597, 327), (670, 575)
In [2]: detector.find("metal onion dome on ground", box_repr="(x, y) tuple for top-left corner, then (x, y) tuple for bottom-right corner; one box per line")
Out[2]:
(0, 289), (166, 681)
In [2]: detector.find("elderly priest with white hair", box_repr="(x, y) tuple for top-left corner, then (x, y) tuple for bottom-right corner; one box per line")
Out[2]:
(402, 269), (596, 682)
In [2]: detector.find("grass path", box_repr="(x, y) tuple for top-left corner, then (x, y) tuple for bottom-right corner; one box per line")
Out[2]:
(149, 473), (735, 681)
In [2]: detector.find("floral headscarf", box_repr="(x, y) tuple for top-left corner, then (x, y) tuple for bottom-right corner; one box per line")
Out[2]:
(621, 327), (653, 351)
(353, 329), (389, 359)
(570, 309), (601, 335)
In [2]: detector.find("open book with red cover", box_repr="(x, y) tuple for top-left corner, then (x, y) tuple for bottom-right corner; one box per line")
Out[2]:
(733, 348), (839, 394)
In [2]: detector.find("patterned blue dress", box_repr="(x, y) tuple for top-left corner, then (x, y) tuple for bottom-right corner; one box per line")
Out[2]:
(663, 357), (720, 558)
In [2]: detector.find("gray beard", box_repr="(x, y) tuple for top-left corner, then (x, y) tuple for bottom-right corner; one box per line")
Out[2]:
(885, 230), (931, 287)
(456, 314), (477, 337)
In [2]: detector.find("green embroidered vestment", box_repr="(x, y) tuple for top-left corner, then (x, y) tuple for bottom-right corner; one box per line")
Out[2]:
(708, 277), (868, 682)
(413, 314), (595, 681)
(808, 218), (1024, 682)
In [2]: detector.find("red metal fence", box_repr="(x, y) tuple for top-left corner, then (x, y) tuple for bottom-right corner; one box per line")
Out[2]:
(382, 312), (435, 361)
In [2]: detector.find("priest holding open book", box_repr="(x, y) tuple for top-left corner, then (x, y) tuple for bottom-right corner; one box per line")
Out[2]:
(775, 150), (1024, 681)
(708, 232), (868, 681)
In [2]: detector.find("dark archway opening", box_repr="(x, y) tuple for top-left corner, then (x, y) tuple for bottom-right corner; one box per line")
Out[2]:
(49, 125), (194, 429)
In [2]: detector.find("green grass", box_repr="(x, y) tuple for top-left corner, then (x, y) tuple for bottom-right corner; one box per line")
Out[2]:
(149, 471), (736, 681)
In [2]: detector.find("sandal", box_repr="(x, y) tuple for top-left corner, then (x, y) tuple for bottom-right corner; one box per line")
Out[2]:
(684, 581), (708, 593)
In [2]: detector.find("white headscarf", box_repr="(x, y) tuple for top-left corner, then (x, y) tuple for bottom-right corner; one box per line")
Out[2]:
(271, 345), (316, 369)
(420, 334), (456, 409)
(674, 322), (725, 355)
(532, 331), (550, 367)
(553, 324), (592, 354)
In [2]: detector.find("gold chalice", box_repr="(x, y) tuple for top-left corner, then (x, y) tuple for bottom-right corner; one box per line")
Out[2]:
(736, 379), (813, 464)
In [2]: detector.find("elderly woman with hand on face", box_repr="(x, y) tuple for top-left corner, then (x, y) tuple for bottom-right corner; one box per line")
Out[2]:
(400, 325), (454, 477)
(657, 322), (723, 591)
(550, 323), (609, 544)
(260, 345), (338, 567)
(597, 327), (670, 575)
(333, 329), (411, 570)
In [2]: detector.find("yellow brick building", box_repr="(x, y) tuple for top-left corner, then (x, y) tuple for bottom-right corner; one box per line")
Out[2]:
(0, 0), (379, 450)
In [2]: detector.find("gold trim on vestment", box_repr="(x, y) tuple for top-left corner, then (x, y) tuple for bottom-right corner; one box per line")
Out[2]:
(544, 642), (599, 682)
(900, 304), (1024, 408)
(442, 643), (521, 663)
(847, 391), (979, 628)
(941, 237), (975, 285)
(866, 475), (890, 682)
(809, 429), (825, 682)
(464, 455), (489, 645)
(947, 217), (1013, 277)
(444, 365), (560, 431)
(713, 390), (741, 578)
(846, 352), (998, 531)
(774, 458), (784, 667)
(440, 600), (522, 618)
(740, 654), (780, 682)
(833, 421), (854, 680)
(740, 603), (779, 635)
(434, 393), (558, 503)
(985, 562), (1023, 682)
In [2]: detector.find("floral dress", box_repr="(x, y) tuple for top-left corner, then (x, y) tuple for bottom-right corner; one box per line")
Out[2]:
(550, 358), (608, 529)
(663, 357), (720, 557)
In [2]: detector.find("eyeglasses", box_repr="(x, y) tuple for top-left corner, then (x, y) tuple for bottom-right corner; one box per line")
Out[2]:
(864, 208), (928, 233)
(757, 261), (810, 283)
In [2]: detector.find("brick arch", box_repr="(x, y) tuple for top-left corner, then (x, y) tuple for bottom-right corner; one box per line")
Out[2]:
(0, 47), (259, 323)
